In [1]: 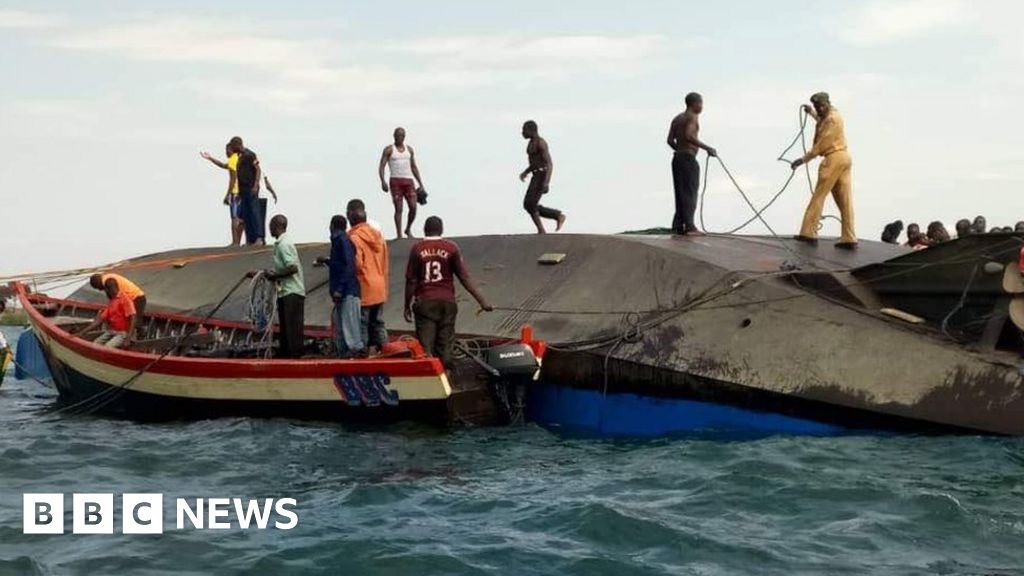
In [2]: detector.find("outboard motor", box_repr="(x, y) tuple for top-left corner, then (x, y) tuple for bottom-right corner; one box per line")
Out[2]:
(482, 328), (544, 424)
(484, 342), (541, 380)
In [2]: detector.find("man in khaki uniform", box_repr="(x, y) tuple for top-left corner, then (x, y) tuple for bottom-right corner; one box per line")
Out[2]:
(791, 92), (857, 249)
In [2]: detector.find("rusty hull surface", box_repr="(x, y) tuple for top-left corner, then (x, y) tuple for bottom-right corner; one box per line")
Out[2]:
(67, 233), (1024, 435)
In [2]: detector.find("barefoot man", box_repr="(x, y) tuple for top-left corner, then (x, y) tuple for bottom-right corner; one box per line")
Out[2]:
(378, 127), (425, 240)
(519, 120), (566, 234)
(667, 92), (717, 236)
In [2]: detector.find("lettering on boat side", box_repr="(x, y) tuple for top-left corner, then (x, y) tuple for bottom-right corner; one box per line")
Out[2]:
(332, 374), (399, 407)
(22, 494), (299, 534)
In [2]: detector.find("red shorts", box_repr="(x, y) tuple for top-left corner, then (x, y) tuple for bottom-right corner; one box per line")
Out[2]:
(390, 178), (417, 202)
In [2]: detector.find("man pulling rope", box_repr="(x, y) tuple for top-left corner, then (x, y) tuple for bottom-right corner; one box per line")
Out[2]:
(790, 92), (858, 249)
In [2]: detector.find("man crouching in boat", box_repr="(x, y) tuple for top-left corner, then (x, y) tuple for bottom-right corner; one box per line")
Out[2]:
(404, 216), (493, 367)
(250, 214), (306, 359)
(75, 279), (138, 348)
(89, 273), (146, 320)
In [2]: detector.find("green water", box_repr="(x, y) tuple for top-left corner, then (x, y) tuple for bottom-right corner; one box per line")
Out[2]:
(2, 327), (1024, 575)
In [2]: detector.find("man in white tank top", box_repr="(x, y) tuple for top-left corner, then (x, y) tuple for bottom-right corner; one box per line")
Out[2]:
(378, 127), (426, 240)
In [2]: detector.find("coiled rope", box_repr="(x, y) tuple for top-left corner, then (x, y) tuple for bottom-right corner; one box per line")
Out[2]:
(698, 107), (814, 235)
(247, 272), (278, 359)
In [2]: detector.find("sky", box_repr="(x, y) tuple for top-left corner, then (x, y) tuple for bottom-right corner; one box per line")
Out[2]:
(1, 0), (1022, 277)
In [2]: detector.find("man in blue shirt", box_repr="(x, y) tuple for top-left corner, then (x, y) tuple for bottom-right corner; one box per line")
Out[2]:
(316, 215), (365, 358)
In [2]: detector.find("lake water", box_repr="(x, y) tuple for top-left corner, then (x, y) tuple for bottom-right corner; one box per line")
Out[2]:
(2, 325), (1024, 575)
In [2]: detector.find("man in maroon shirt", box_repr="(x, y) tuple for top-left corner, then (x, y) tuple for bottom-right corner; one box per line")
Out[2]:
(404, 216), (493, 367)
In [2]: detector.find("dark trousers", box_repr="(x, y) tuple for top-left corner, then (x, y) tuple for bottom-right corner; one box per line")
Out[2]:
(258, 197), (268, 240)
(414, 300), (458, 367)
(132, 295), (147, 319)
(523, 174), (562, 221)
(361, 304), (388, 349)
(671, 153), (700, 234)
(277, 294), (305, 358)
(239, 191), (264, 244)
(132, 295), (147, 336)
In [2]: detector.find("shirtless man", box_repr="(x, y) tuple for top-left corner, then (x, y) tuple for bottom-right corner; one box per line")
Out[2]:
(519, 120), (566, 234)
(378, 127), (425, 240)
(666, 92), (717, 236)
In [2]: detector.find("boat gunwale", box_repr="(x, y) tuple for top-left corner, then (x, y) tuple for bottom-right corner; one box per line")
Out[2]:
(13, 283), (446, 379)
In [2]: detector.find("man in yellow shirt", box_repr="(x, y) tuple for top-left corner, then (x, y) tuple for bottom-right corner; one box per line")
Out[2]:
(200, 142), (244, 246)
(791, 92), (857, 249)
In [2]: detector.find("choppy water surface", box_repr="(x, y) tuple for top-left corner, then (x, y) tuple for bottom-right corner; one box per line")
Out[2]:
(2, 326), (1024, 575)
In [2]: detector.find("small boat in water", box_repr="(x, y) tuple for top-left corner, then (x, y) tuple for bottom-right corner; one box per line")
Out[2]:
(13, 283), (544, 424)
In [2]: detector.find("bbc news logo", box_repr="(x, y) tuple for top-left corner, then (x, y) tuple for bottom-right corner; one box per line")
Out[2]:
(23, 494), (298, 534)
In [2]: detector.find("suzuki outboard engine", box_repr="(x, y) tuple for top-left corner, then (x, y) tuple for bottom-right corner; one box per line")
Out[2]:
(484, 342), (541, 380)
(483, 338), (543, 424)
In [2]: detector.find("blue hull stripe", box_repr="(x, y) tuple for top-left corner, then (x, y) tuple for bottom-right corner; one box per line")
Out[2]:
(527, 383), (846, 437)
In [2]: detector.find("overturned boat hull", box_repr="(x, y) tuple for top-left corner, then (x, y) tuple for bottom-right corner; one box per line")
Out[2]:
(58, 232), (1024, 435)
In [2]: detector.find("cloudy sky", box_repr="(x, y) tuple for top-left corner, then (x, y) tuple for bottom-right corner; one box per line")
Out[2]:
(1, 0), (1022, 277)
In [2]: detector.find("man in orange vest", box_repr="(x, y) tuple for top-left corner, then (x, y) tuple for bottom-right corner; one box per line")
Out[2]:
(76, 279), (139, 348)
(347, 199), (390, 354)
(89, 273), (146, 319)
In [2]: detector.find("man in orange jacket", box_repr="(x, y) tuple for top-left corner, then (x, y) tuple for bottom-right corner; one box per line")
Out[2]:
(347, 199), (390, 353)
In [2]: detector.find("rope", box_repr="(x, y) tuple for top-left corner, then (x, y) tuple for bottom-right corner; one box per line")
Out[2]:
(47, 274), (250, 417)
(247, 272), (278, 358)
(941, 263), (980, 343)
(9, 356), (54, 389)
(698, 108), (812, 235)
(0, 246), (286, 289)
(697, 107), (840, 240)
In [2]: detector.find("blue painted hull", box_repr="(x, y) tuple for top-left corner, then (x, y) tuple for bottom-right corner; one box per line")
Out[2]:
(15, 330), (51, 382)
(526, 383), (847, 438)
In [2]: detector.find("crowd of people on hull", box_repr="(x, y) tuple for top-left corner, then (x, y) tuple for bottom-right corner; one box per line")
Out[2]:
(188, 91), (857, 361)
(179, 90), (933, 362)
(880, 217), (1024, 249)
(242, 201), (490, 365)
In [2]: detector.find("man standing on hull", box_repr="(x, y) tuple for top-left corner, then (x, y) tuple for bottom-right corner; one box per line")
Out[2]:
(379, 127), (426, 240)
(791, 92), (857, 249)
(200, 143), (244, 246)
(230, 136), (264, 246)
(666, 92), (716, 236)
(519, 120), (566, 234)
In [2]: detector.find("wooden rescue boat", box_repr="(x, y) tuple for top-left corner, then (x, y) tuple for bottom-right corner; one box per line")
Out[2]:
(14, 283), (544, 424)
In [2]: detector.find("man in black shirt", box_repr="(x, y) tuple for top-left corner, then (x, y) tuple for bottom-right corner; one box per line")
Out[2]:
(230, 136), (264, 246)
